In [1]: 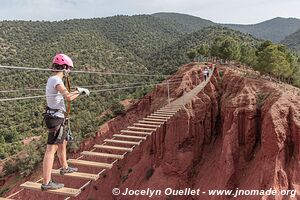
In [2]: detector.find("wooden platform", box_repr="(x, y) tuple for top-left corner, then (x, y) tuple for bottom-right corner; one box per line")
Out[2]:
(104, 139), (141, 145)
(127, 126), (156, 131)
(20, 182), (81, 197)
(0, 198), (13, 200)
(93, 144), (132, 152)
(52, 169), (99, 181)
(113, 134), (147, 140)
(68, 159), (113, 169)
(81, 151), (124, 159)
(120, 130), (152, 136)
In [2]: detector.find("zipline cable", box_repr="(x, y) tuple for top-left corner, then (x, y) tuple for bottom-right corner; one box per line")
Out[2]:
(0, 80), (188, 102)
(0, 78), (184, 94)
(0, 65), (167, 77)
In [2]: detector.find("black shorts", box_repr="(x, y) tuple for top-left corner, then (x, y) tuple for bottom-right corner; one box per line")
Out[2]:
(44, 115), (67, 145)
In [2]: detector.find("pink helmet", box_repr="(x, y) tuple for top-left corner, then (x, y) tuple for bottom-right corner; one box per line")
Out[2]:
(52, 53), (74, 68)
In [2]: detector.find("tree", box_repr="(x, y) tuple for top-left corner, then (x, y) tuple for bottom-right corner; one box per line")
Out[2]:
(257, 40), (272, 53)
(219, 36), (241, 61)
(210, 37), (223, 58)
(256, 44), (293, 79)
(187, 49), (197, 61)
(240, 43), (257, 66)
(197, 44), (209, 57)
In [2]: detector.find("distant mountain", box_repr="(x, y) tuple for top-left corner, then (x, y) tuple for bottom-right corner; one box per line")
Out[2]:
(282, 28), (300, 52)
(153, 13), (300, 43)
(223, 17), (300, 42)
(152, 12), (215, 34)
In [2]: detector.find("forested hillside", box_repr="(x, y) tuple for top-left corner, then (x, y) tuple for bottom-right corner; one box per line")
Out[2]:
(152, 12), (215, 34)
(282, 28), (300, 52)
(147, 26), (259, 74)
(0, 15), (181, 175)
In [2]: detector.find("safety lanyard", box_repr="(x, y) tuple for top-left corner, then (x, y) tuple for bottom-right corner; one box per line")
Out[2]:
(64, 74), (74, 141)
(65, 75), (71, 117)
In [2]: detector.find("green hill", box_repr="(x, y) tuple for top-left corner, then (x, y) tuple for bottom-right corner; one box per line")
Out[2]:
(99, 15), (184, 59)
(282, 28), (300, 52)
(223, 17), (300, 42)
(152, 12), (215, 34)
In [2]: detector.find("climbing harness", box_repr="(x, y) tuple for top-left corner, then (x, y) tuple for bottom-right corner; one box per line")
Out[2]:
(42, 106), (66, 141)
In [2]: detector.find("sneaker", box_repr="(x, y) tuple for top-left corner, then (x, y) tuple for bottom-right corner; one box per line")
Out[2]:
(60, 166), (78, 175)
(41, 180), (64, 190)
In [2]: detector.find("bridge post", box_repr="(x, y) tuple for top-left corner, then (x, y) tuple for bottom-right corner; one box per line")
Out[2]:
(167, 80), (170, 105)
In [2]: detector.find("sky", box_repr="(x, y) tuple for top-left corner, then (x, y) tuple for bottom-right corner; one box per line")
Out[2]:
(0, 0), (300, 24)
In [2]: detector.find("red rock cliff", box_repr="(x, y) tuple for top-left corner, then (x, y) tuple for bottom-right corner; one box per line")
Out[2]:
(85, 64), (300, 200)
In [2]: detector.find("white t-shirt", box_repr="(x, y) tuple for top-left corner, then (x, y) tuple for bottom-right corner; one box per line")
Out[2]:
(46, 76), (66, 118)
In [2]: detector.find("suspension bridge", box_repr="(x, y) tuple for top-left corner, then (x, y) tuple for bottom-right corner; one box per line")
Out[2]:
(1, 65), (215, 200)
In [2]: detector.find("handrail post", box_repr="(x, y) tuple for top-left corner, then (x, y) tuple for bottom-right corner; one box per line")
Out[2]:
(167, 80), (170, 105)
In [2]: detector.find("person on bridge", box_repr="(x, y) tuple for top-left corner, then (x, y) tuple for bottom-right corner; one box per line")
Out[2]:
(41, 54), (90, 190)
(203, 67), (209, 81)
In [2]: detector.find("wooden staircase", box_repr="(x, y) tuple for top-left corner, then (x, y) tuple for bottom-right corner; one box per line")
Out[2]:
(18, 104), (183, 198)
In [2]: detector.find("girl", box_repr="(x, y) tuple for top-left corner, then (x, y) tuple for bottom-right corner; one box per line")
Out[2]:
(42, 53), (89, 190)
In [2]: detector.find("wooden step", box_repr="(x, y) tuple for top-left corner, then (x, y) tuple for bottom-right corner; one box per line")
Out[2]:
(20, 182), (81, 197)
(68, 159), (113, 169)
(160, 107), (179, 110)
(120, 130), (152, 136)
(143, 118), (167, 122)
(155, 111), (177, 114)
(52, 169), (99, 181)
(127, 126), (157, 131)
(0, 198), (13, 200)
(159, 109), (178, 112)
(104, 139), (141, 145)
(94, 144), (132, 152)
(152, 113), (173, 117)
(148, 115), (170, 119)
(113, 134), (147, 140)
(163, 105), (181, 108)
(133, 123), (161, 128)
(138, 120), (165, 125)
(81, 151), (124, 159)
(164, 105), (182, 108)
